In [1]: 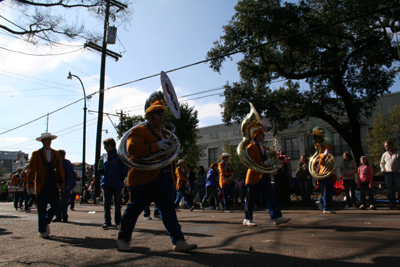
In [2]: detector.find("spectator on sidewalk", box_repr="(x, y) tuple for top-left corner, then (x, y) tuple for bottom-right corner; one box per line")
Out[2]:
(357, 156), (375, 209)
(380, 140), (400, 207)
(340, 151), (357, 208)
(295, 155), (312, 207)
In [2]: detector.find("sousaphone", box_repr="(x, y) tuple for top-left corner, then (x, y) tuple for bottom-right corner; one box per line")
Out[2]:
(117, 71), (181, 171)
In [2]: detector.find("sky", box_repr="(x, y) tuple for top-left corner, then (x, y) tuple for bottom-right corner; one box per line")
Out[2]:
(0, 1), (245, 165)
(0, 0), (399, 166)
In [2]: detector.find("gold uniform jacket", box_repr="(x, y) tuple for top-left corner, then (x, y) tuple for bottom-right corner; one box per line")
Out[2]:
(126, 122), (173, 186)
(28, 149), (65, 195)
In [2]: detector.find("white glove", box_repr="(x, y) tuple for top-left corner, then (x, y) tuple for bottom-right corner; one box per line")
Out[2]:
(157, 139), (170, 150)
(324, 149), (329, 156)
(263, 160), (270, 165)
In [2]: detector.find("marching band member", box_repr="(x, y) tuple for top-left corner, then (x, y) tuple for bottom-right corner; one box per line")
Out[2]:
(28, 132), (65, 238)
(174, 159), (194, 211)
(10, 167), (25, 210)
(243, 129), (291, 226)
(117, 104), (197, 252)
(218, 153), (235, 212)
(24, 164), (36, 213)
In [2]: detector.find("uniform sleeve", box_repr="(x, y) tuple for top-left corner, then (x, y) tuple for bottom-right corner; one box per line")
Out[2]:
(248, 145), (263, 166)
(55, 152), (65, 186)
(127, 127), (160, 158)
(28, 152), (37, 183)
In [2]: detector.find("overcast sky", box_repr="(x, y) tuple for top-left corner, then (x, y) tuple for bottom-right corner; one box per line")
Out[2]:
(0, 0), (398, 165)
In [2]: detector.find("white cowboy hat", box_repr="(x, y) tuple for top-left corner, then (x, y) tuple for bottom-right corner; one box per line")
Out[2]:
(177, 159), (185, 164)
(220, 152), (232, 159)
(36, 132), (57, 142)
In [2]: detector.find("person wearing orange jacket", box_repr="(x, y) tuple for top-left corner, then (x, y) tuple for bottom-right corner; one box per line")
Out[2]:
(117, 104), (197, 253)
(243, 129), (291, 227)
(10, 167), (25, 210)
(218, 153), (235, 212)
(28, 132), (65, 238)
(23, 164), (35, 213)
(174, 159), (194, 211)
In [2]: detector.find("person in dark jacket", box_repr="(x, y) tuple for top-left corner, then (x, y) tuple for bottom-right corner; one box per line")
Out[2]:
(53, 150), (76, 222)
(99, 138), (129, 229)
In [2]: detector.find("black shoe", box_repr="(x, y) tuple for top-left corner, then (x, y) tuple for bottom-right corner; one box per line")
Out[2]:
(62, 219), (68, 223)
(102, 223), (111, 229)
(52, 218), (62, 222)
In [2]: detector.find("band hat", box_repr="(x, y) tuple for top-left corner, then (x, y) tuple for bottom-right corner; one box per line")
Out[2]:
(220, 152), (232, 159)
(17, 167), (24, 171)
(146, 104), (165, 114)
(177, 159), (185, 164)
(253, 129), (264, 140)
(36, 132), (57, 142)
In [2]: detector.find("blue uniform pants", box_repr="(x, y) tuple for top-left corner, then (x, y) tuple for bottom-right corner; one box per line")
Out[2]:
(318, 178), (335, 211)
(13, 192), (24, 210)
(143, 204), (160, 217)
(245, 176), (282, 220)
(222, 184), (234, 211)
(118, 172), (184, 244)
(36, 182), (60, 233)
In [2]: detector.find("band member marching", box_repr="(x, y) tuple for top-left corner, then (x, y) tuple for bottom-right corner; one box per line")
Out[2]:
(218, 153), (235, 212)
(243, 129), (291, 226)
(117, 77), (197, 252)
(174, 159), (195, 211)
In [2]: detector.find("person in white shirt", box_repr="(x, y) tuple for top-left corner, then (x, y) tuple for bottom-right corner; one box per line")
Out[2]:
(380, 140), (400, 207)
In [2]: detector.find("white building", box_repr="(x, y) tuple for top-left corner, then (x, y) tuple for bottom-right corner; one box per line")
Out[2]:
(196, 91), (400, 177)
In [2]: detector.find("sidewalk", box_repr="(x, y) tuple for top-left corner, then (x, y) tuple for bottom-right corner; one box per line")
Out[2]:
(1, 202), (400, 266)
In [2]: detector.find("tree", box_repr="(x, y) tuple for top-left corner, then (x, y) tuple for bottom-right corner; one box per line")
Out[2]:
(207, 0), (400, 163)
(1, 0), (132, 45)
(0, 162), (9, 177)
(116, 103), (205, 169)
(222, 140), (247, 176)
(364, 104), (400, 167)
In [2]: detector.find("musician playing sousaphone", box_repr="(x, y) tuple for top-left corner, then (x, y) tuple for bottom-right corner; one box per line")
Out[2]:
(117, 73), (197, 252)
(218, 153), (235, 212)
(243, 129), (291, 226)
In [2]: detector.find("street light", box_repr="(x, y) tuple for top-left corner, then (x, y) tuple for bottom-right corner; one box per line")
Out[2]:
(67, 71), (87, 200)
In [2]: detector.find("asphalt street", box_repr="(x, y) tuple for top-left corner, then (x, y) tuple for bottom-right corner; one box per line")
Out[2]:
(1, 202), (400, 267)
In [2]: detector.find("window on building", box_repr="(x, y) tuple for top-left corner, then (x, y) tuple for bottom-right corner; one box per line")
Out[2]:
(332, 133), (351, 156)
(208, 148), (218, 167)
(284, 137), (300, 160)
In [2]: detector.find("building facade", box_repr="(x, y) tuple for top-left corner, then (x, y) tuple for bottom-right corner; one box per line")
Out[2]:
(196, 91), (400, 177)
(0, 150), (29, 178)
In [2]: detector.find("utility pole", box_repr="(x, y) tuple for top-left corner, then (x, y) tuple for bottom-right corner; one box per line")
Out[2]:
(92, 0), (127, 201)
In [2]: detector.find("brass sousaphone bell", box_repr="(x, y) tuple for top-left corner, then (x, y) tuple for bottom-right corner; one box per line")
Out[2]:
(237, 103), (279, 174)
(117, 71), (181, 171)
(308, 125), (336, 180)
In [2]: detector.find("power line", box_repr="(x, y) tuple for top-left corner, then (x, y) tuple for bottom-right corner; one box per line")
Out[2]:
(1, 4), (398, 136)
(0, 46), (83, 56)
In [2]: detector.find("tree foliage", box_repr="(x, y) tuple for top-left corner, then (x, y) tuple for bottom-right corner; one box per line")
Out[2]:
(0, 162), (9, 177)
(1, 0), (132, 45)
(116, 103), (205, 169)
(364, 104), (400, 167)
(207, 0), (400, 162)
